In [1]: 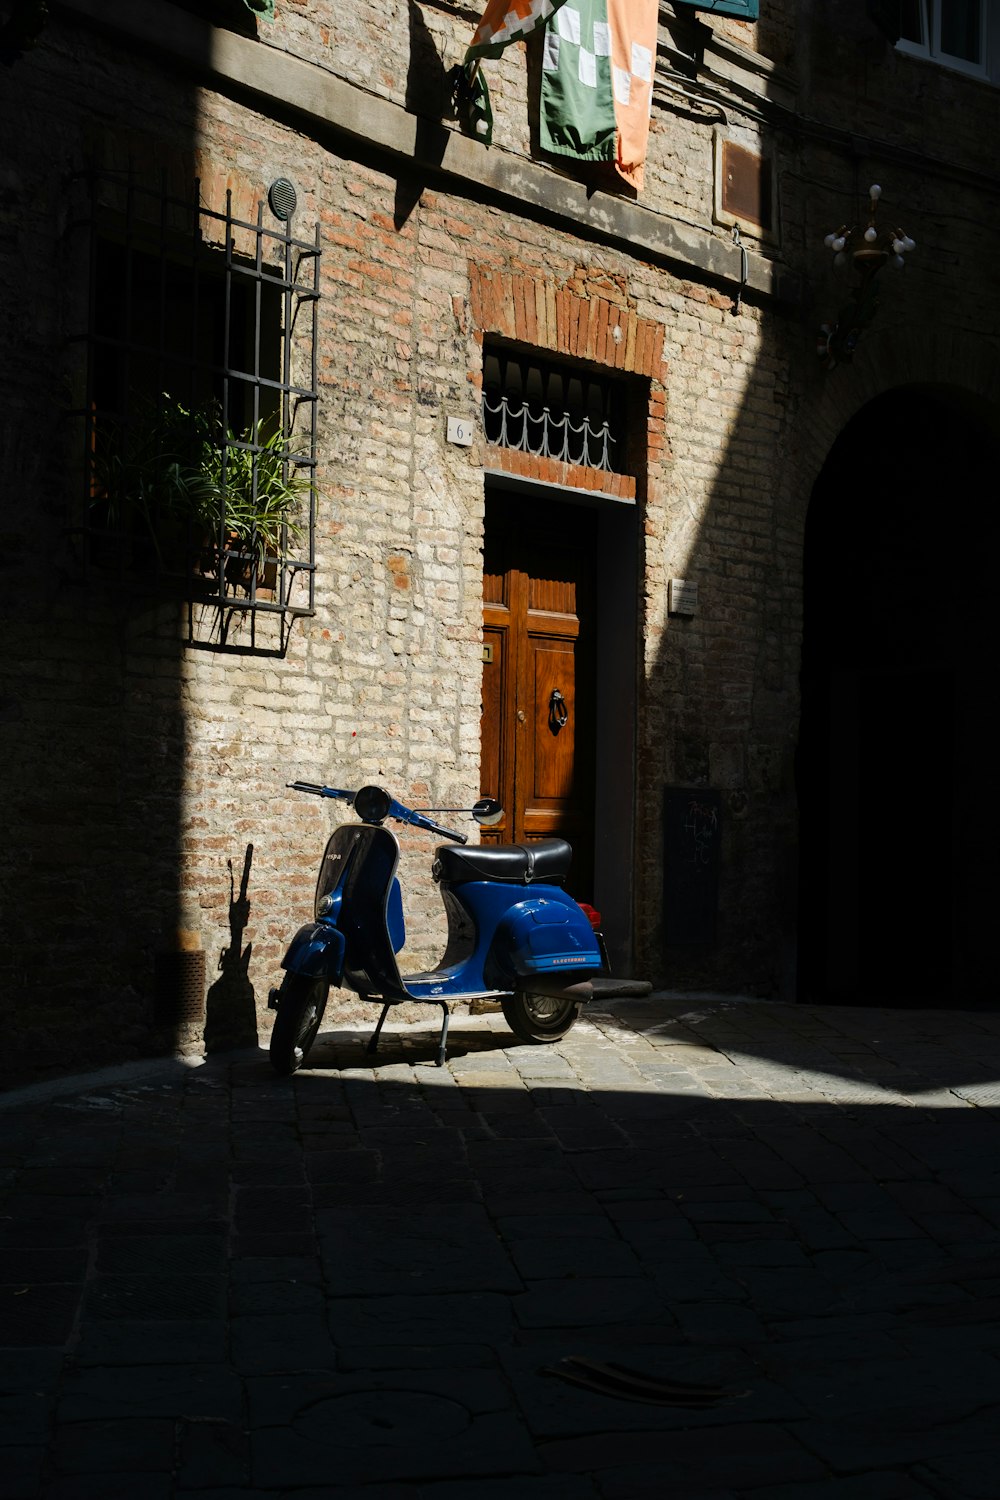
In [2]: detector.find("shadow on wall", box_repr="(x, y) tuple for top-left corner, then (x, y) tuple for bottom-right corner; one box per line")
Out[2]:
(205, 845), (259, 1054)
(0, 10), (267, 1087)
(395, 0), (452, 230)
(641, 270), (801, 1004)
(798, 387), (1000, 1007)
(643, 254), (998, 1009)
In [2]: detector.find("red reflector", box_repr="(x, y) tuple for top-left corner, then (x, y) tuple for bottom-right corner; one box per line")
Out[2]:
(577, 902), (601, 930)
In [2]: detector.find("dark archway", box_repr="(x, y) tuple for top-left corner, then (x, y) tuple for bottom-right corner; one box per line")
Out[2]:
(798, 387), (998, 1006)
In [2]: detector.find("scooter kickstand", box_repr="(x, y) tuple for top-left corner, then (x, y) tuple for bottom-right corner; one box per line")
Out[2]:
(435, 1002), (450, 1068)
(367, 1002), (391, 1056)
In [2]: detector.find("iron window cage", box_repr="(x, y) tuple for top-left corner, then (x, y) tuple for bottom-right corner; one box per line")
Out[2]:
(68, 171), (320, 618)
(481, 344), (629, 475)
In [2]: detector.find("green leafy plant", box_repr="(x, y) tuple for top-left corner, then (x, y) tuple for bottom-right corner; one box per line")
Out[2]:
(90, 395), (312, 580)
(90, 395), (221, 559)
(206, 416), (310, 577)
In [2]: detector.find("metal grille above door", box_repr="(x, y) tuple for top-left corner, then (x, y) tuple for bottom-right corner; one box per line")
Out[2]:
(481, 344), (628, 476)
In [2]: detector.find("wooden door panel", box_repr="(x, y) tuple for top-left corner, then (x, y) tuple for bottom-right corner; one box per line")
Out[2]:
(480, 605), (513, 846)
(527, 637), (576, 804)
(480, 627), (506, 806)
(481, 494), (595, 893)
(528, 568), (578, 616)
(483, 564), (507, 607)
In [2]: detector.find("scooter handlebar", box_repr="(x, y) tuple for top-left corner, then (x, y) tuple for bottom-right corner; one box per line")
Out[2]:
(285, 781), (467, 843)
(286, 782), (354, 801)
(404, 810), (468, 845)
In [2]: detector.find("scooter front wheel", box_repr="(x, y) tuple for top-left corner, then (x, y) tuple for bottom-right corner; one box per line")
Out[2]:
(501, 988), (581, 1043)
(269, 974), (330, 1075)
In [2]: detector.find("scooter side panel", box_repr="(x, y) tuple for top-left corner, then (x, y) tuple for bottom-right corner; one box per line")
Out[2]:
(442, 881), (604, 989)
(497, 896), (604, 977)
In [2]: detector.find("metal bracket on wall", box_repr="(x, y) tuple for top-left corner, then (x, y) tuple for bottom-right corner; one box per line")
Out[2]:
(731, 224), (748, 316)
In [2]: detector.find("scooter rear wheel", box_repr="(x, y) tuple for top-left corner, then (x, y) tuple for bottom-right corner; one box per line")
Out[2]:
(269, 974), (330, 1075)
(501, 988), (581, 1043)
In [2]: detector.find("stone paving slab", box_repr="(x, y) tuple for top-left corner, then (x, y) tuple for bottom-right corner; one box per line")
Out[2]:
(2, 996), (1000, 1495)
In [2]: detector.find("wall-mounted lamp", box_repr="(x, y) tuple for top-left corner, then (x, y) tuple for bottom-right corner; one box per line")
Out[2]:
(817, 185), (915, 369)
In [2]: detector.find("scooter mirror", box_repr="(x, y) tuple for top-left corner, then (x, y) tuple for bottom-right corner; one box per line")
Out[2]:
(472, 797), (504, 826)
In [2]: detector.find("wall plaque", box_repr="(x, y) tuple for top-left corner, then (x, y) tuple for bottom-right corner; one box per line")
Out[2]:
(663, 787), (721, 945)
(668, 578), (698, 616)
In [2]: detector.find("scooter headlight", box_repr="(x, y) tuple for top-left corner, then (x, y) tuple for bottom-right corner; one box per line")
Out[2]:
(353, 784), (392, 824)
(316, 893), (336, 919)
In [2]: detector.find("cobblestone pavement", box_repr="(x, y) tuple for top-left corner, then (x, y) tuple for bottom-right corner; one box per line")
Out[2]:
(3, 995), (1000, 1498)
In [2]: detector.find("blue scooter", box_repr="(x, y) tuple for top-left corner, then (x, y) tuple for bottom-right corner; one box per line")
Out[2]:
(268, 780), (609, 1072)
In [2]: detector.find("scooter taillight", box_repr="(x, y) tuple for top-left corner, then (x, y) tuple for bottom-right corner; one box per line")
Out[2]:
(577, 902), (602, 930)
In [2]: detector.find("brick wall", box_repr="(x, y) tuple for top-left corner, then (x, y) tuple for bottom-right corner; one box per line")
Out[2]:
(2, 0), (998, 1079)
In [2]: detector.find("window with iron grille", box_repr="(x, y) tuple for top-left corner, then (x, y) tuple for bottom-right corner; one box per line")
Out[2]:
(481, 344), (628, 476)
(71, 172), (320, 618)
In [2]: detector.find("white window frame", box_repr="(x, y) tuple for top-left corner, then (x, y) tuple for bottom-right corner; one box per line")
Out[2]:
(896, 0), (997, 83)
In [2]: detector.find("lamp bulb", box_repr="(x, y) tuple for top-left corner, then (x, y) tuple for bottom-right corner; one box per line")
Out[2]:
(833, 251), (848, 269)
(832, 236), (846, 252)
(903, 236), (915, 252)
(864, 227), (878, 243)
(891, 254), (905, 270)
(824, 233), (836, 248)
(869, 184), (882, 199)
(891, 238), (905, 255)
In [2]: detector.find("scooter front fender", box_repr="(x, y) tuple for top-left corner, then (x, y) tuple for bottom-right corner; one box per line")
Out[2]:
(280, 920), (346, 983)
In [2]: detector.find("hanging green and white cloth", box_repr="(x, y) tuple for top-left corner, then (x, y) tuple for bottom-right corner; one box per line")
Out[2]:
(539, 0), (658, 191)
(539, 0), (619, 166)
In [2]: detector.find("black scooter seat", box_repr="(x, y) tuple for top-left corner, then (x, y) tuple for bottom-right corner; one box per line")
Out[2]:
(434, 837), (571, 886)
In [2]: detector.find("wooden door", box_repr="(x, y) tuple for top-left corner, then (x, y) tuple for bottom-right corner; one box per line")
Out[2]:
(481, 495), (596, 898)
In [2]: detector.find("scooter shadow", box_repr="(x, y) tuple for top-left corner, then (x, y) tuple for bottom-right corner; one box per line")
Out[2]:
(282, 1024), (519, 1073)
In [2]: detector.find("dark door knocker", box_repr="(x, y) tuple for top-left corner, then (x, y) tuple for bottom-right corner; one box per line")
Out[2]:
(549, 688), (569, 733)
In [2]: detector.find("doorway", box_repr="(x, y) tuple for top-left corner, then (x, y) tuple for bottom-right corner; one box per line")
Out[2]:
(797, 388), (997, 1006)
(479, 481), (640, 969)
(481, 492), (597, 897)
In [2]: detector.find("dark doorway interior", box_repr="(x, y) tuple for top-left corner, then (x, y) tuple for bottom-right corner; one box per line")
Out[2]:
(798, 387), (997, 1006)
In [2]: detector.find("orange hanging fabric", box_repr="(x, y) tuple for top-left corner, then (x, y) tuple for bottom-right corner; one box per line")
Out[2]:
(606, 0), (658, 190)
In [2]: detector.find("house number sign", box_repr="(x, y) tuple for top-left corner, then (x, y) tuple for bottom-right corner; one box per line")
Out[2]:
(447, 416), (475, 447)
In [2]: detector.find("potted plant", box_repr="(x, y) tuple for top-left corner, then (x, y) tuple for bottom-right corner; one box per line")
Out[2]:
(205, 416), (310, 592)
(89, 396), (312, 591)
(89, 395), (222, 572)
